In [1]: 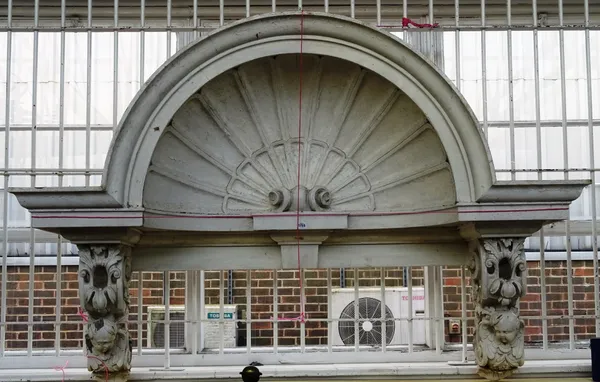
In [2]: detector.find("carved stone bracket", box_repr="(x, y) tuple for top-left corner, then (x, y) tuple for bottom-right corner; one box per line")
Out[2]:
(468, 238), (527, 381)
(78, 244), (132, 380)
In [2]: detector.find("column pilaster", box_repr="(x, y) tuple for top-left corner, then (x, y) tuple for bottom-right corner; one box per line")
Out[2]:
(468, 237), (527, 380)
(78, 244), (133, 381)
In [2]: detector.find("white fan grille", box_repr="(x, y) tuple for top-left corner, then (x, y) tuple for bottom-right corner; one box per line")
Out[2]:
(338, 297), (395, 346)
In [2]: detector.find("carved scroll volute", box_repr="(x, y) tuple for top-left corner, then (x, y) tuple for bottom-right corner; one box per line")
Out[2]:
(79, 246), (129, 318)
(479, 238), (527, 307)
(78, 245), (132, 378)
(471, 237), (527, 381)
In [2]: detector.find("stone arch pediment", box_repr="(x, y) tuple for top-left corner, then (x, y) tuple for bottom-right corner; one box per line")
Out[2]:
(145, 54), (456, 215)
(10, 12), (588, 235)
(103, 12), (495, 211)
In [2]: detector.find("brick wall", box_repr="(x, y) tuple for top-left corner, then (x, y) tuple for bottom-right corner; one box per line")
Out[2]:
(0, 260), (596, 350)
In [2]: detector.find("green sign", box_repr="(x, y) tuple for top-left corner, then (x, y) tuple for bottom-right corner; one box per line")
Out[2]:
(207, 312), (234, 319)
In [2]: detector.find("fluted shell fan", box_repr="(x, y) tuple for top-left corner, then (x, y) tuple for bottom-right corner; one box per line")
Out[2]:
(143, 54), (455, 214)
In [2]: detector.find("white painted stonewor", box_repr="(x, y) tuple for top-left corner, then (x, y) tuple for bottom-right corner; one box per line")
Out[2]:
(144, 55), (454, 214)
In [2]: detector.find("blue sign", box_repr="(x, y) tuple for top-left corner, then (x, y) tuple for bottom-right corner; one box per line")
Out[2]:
(207, 312), (234, 319)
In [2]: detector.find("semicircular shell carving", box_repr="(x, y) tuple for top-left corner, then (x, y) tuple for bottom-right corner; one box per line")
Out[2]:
(143, 54), (455, 214)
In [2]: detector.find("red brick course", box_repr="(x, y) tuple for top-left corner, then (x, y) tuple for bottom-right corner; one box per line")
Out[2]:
(0, 261), (596, 350)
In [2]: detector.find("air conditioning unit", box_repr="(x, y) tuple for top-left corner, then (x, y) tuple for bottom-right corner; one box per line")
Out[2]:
(331, 287), (427, 347)
(202, 304), (238, 350)
(398, 288), (427, 344)
(147, 305), (186, 349)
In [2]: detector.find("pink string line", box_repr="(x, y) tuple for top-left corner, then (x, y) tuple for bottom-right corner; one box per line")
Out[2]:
(53, 307), (107, 381)
(86, 355), (109, 382)
(377, 17), (440, 29)
(52, 357), (107, 382)
(277, 8), (308, 325)
(402, 17), (439, 28)
(54, 360), (68, 382)
(271, 312), (305, 322)
(31, 206), (570, 220)
(77, 307), (89, 322)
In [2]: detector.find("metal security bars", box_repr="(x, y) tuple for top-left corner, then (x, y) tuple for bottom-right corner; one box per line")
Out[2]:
(0, 0), (599, 374)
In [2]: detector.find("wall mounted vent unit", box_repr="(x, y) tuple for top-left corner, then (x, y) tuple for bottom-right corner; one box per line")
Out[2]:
(330, 287), (427, 347)
(147, 305), (186, 349)
(202, 304), (238, 350)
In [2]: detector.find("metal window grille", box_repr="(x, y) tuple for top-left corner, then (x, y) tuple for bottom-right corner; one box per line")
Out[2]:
(0, 0), (598, 373)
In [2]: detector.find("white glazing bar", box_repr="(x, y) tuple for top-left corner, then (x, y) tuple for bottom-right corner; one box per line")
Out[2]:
(27, 222), (35, 354)
(428, 0), (433, 25)
(219, 0), (224, 26)
(461, 266), (467, 362)
(140, 0), (145, 85)
(558, 0), (567, 179)
(327, 268), (332, 353)
(272, 0), (276, 12)
(58, 0), (66, 189)
(164, 271), (171, 369)
(167, 0), (172, 57)
(85, 0), (92, 186)
(185, 271), (198, 356)
(219, 270), (225, 354)
(298, 0), (302, 11)
(246, 271), (251, 353)
(435, 266), (442, 354)
(193, 0), (198, 39)
(407, 266), (413, 354)
(246, 0), (250, 17)
(402, 0), (407, 40)
(557, 0), (575, 350)
(566, 219), (575, 350)
(273, 270), (278, 353)
(113, 0), (119, 131)
(454, 0), (460, 91)
(540, 229), (548, 349)
(455, 0), (460, 28)
(31, 0), (38, 184)
(28, 0), (40, 357)
(532, 0), (548, 349)
(350, 0), (355, 18)
(584, 0), (600, 336)
(532, 0), (541, 181)
(137, 271), (143, 355)
(199, 271), (205, 353)
(481, 0), (488, 137)
(354, 268), (359, 352)
(300, 269), (306, 353)
(191, 271), (200, 355)
(324, 0), (328, 13)
(55, 236), (62, 355)
(507, 0), (515, 180)
(380, 267), (386, 353)
(55, 0), (66, 357)
(0, 0), (12, 358)
(375, 0), (380, 25)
